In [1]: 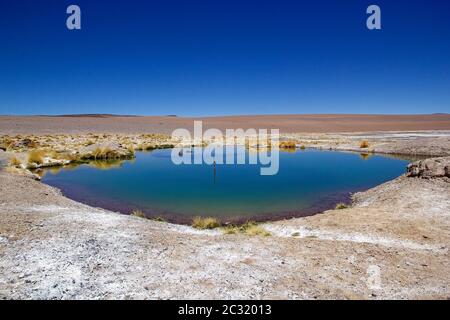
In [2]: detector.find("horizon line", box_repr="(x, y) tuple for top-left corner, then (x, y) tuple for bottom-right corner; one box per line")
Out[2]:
(0, 113), (449, 118)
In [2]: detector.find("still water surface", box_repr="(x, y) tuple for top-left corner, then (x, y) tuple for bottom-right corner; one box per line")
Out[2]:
(40, 149), (408, 223)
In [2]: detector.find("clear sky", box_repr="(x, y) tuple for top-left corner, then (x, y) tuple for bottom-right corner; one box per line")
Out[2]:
(0, 0), (449, 116)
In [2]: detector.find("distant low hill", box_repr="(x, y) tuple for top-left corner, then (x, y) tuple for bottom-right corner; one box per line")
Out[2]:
(38, 114), (180, 118)
(42, 114), (140, 118)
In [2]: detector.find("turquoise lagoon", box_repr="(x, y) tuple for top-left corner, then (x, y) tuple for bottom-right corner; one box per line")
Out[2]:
(40, 148), (409, 223)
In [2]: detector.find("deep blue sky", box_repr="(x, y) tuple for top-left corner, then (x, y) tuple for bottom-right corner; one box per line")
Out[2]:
(0, 0), (449, 116)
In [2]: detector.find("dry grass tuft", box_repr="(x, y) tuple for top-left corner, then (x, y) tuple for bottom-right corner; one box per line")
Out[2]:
(27, 150), (47, 165)
(9, 156), (22, 167)
(360, 140), (370, 148)
(84, 140), (95, 146)
(279, 141), (296, 149)
(48, 150), (62, 159)
(335, 203), (348, 210)
(93, 146), (115, 159)
(244, 224), (271, 236)
(131, 210), (146, 218)
(0, 137), (13, 150)
(223, 221), (271, 236)
(64, 152), (80, 161)
(101, 146), (112, 157)
(192, 216), (220, 229)
(222, 225), (238, 234)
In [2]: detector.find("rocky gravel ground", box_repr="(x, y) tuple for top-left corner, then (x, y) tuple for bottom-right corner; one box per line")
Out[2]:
(285, 132), (450, 157)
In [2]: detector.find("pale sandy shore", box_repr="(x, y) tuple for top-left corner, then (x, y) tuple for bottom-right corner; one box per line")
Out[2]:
(1, 114), (450, 135)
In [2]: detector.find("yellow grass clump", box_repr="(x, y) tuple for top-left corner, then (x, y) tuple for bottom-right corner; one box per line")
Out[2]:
(47, 150), (63, 159)
(279, 141), (296, 149)
(64, 152), (80, 162)
(27, 150), (47, 165)
(92, 147), (103, 159)
(223, 221), (271, 237)
(101, 147), (112, 157)
(9, 156), (22, 167)
(93, 146), (113, 159)
(131, 210), (146, 218)
(360, 140), (370, 148)
(243, 224), (271, 236)
(0, 137), (13, 150)
(192, 216), (220, 229)
(84, 140), (95, 146)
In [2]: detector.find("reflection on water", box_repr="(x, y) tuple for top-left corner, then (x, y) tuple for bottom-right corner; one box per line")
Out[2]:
(87, 159), (128, 170)
(36, 159), (130, 178)
(359, 153), (372, 160)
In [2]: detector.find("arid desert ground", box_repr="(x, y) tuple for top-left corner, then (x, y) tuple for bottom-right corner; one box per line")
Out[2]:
(1, 114), (450, 135)
(0, 114), (449, 299)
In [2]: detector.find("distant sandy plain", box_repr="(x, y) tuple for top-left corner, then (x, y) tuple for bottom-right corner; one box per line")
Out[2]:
(1, 114), (450, 135)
